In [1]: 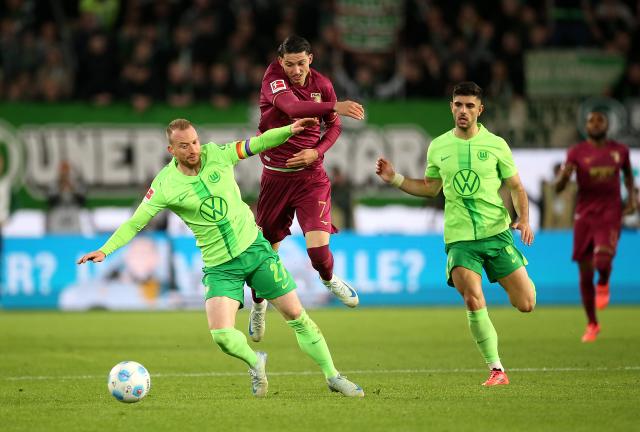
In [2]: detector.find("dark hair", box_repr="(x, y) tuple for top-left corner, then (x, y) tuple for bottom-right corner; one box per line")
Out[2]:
(452, 81), (483, 100)
(277, 35), (311, 57)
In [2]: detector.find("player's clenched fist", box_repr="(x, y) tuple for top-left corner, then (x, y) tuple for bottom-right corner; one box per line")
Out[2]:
(375, 157), (396, 183)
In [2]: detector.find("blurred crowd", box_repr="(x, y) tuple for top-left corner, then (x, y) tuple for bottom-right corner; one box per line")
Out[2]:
(1, 0), (640, 110)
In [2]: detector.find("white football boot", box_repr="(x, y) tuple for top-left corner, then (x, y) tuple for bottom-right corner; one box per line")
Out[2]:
(327, 374), (364, 397)
(248, 351), (268, 397)
(248, 300), (267, 342)
(321, 275), (359, 307)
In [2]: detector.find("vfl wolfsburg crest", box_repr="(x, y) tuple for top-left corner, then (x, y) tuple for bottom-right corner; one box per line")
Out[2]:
(209, 172), (220, 183)
(199, 196), (228, 222)
(477, 150), (488, 161)
(453, 169), (480, 196)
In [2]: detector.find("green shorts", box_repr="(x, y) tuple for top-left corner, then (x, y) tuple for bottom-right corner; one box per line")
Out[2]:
(202, 231), (297, 307)
(444, 230), (528, 287)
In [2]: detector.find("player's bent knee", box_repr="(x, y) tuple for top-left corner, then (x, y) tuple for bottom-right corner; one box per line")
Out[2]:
(515, 295), (535, 313)
(463, 295), (484, 311)
(517, 302), (535, 313)
(593, 252), (612, 271)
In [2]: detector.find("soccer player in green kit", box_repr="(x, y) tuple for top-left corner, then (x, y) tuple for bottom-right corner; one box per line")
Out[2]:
(376, 82), (536, 386)
(77, 118), (364, 398)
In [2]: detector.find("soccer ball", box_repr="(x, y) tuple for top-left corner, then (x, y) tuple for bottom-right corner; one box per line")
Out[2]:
(107, 361), (151, 403)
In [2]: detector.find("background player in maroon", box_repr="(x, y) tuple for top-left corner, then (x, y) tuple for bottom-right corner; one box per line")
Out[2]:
(555, 111), (637, 342)
(249, 35), (365, 342)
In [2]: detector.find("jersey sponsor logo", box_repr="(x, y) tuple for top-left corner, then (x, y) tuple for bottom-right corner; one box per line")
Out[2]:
(477, 150), (489, 161)
(270, 79), (287, 94)
(310, 92), (321, 102)
(209, 172), (220, 183)
(453, 169), (480, 196)
(199, 196), (228, 222)
(611, 151), (620, 163)
(588, 166), (615, 180)
(144, 187), (154, 201)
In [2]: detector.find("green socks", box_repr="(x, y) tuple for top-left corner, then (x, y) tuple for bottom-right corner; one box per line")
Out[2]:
(211, 328), (258, 368)
(467, 308), (501, 365)
(287, 310), (339, 379)
(211, 311), (339, 378)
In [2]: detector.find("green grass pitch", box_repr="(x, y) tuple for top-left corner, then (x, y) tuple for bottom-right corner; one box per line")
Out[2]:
(1, 306), (638, 431)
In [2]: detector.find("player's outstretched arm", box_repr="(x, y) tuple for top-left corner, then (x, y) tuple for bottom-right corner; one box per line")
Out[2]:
(504, 174), (534, 246)
(273, 92), (364, 120)
(76, 204), (158, 265)
(554, 162), (575, 193)
(376, 157), (442, 197)
(77, 250), (106, 264)
(246, 118), (319, 156)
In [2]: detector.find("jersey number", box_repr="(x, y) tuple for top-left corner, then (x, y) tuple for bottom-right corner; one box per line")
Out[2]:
(270, 260), (289, 288)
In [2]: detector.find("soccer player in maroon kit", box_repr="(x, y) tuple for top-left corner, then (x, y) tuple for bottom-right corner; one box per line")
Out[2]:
(555, 111), (637, 342)
(248, 35), (366, 342)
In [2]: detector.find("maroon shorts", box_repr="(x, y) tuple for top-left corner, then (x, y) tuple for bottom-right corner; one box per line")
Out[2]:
(572, 216), (621, 262)
(256, 168), (338, 244)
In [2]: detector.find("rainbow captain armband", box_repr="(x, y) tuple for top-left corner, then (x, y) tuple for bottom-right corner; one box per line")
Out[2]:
(235, 139), (255, 160)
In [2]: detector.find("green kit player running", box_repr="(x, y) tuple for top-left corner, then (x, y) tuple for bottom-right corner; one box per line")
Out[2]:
(78, 118), (364, 398)
(376, 81), (536, 386)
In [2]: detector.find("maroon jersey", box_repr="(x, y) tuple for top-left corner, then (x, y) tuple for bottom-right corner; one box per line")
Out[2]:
(566, 140), (631, 221)
(258, 61), (339, 170)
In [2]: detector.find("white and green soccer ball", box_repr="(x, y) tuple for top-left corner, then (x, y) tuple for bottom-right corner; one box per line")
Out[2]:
(107, 361), (151, 403)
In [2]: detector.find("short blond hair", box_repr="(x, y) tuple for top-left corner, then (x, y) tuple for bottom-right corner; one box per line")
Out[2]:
(166, 118), (193, 143)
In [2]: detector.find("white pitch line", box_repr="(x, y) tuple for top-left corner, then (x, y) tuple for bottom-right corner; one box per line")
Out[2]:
(2, 366), (639, 381)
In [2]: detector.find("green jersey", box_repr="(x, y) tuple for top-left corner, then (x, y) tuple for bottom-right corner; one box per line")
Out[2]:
(99, 125), (293, 267)
(425, 124), (517, 244)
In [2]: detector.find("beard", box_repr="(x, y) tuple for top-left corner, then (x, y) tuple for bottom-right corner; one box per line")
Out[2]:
(587, 131), (607, 140)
